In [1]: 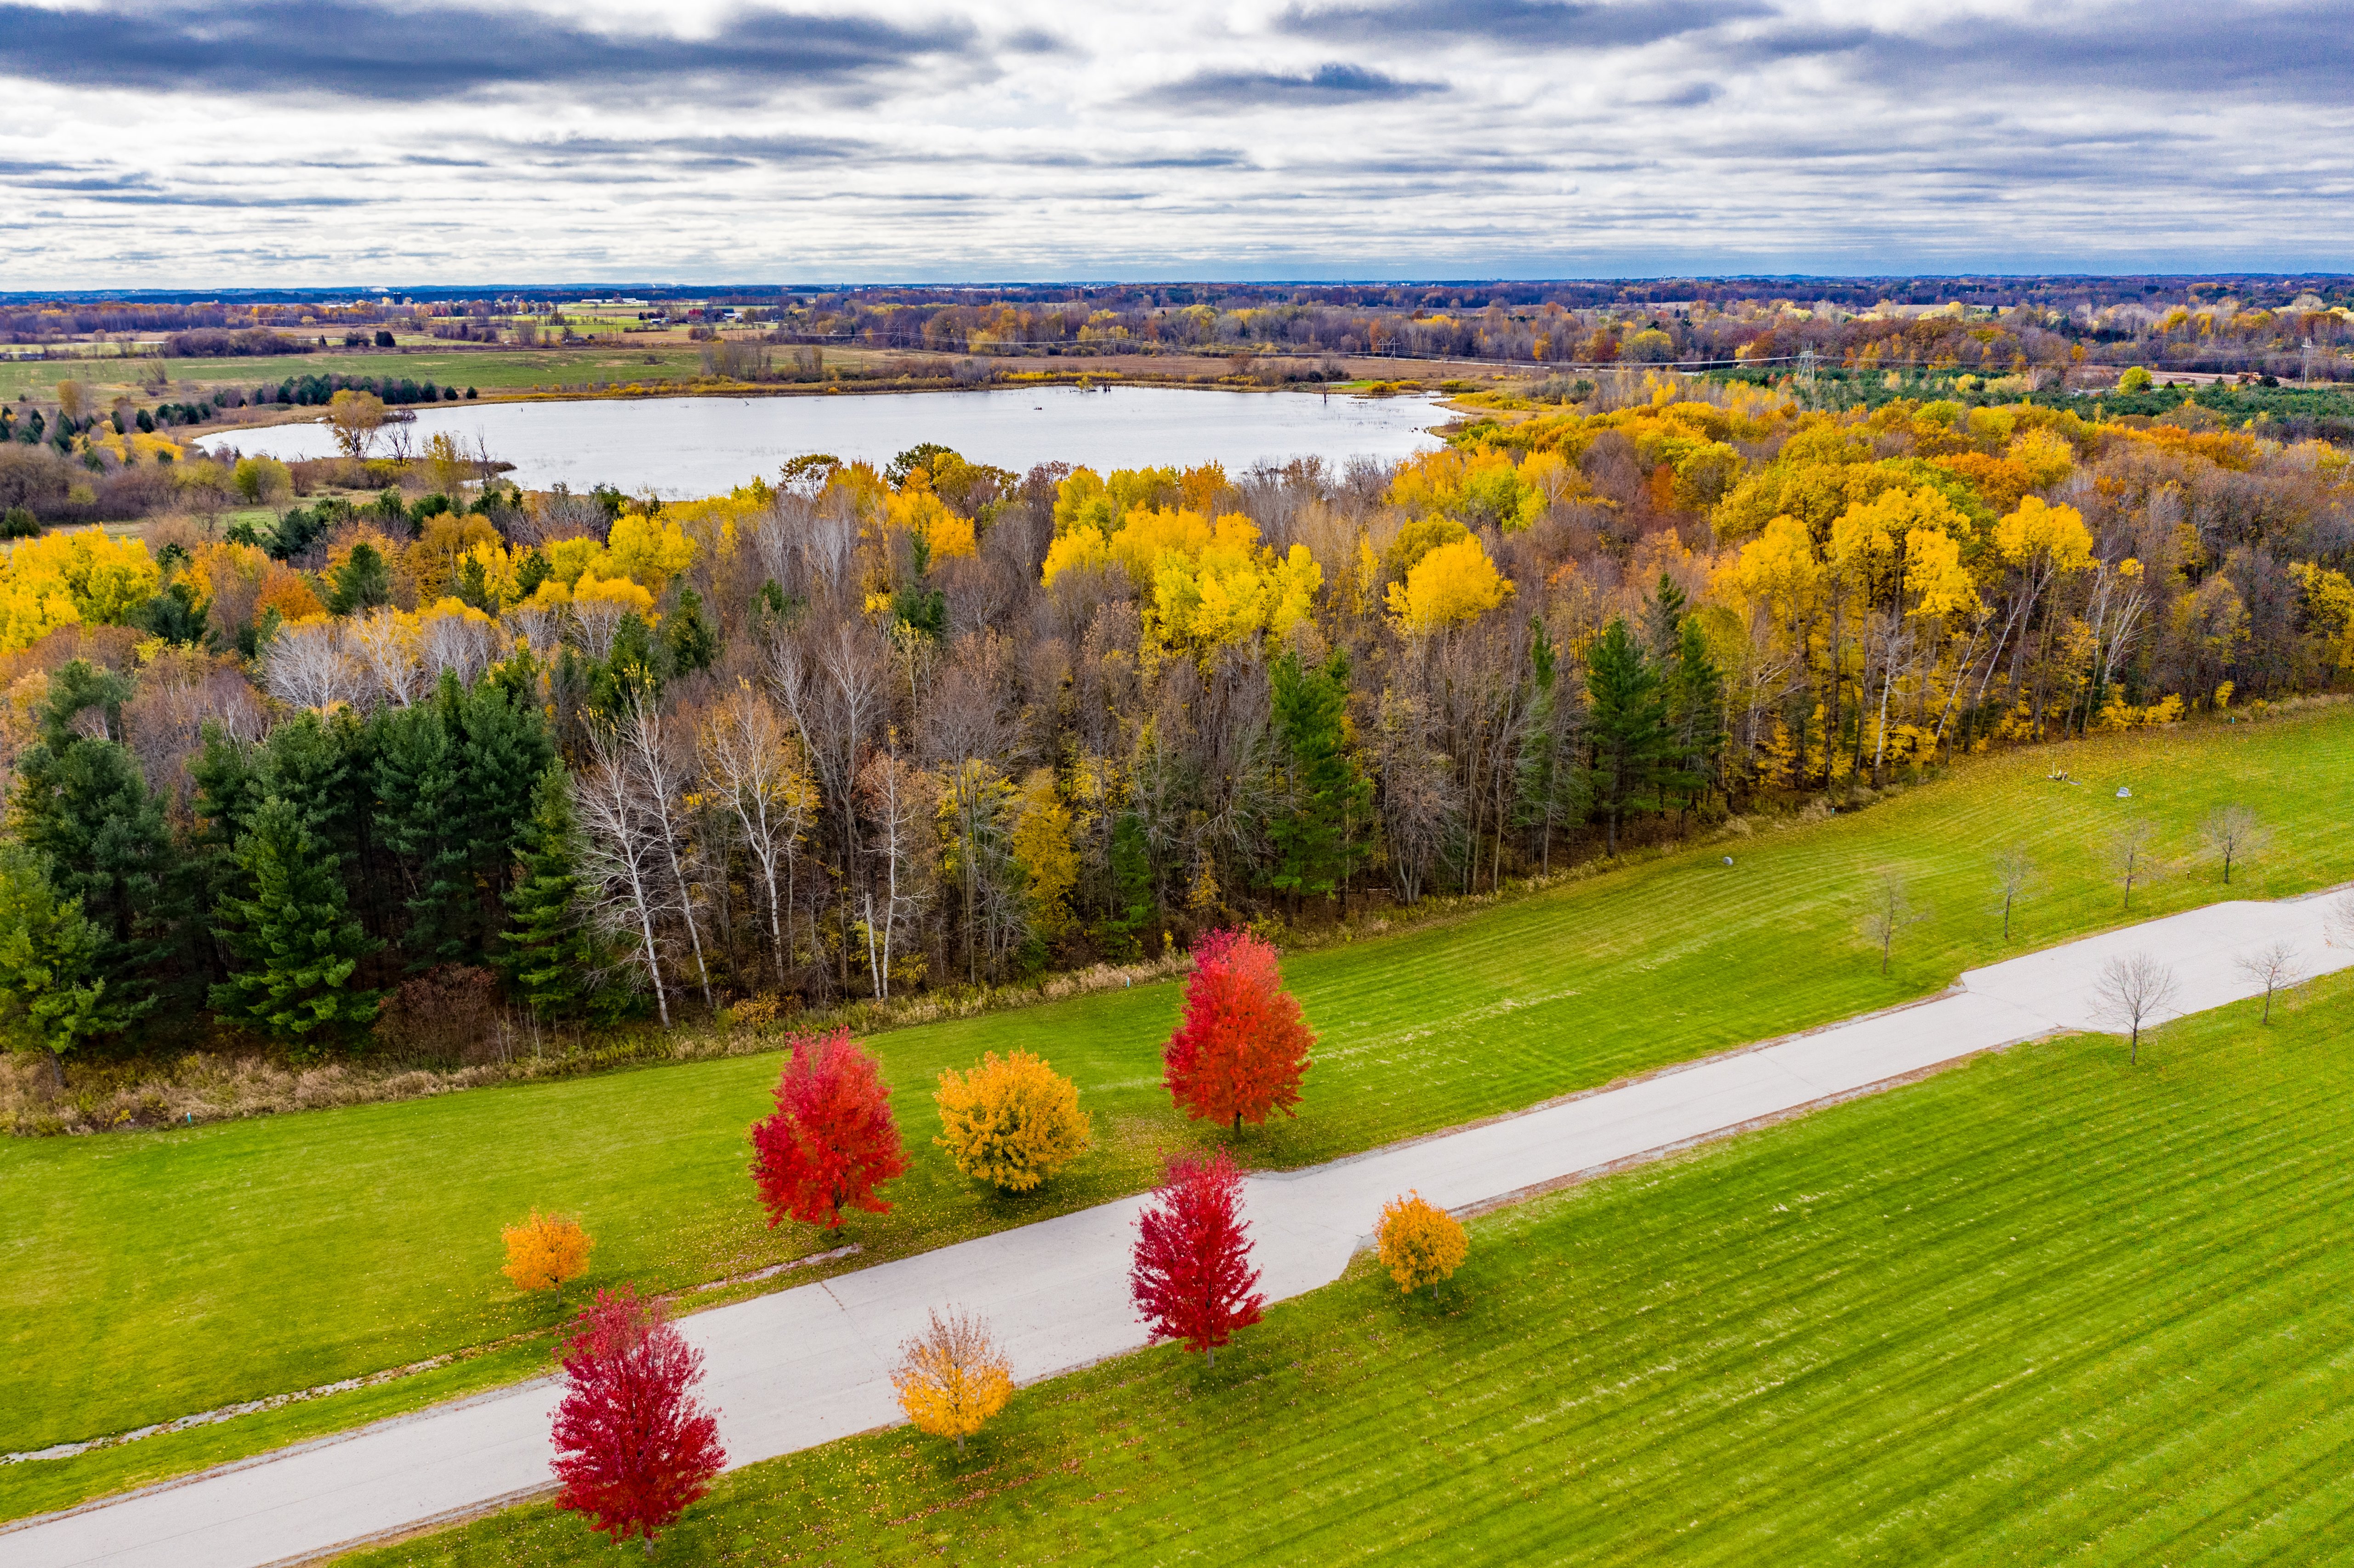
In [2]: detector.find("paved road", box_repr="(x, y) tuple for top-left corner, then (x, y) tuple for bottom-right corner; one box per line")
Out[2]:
(11, 893), (2348, 1568)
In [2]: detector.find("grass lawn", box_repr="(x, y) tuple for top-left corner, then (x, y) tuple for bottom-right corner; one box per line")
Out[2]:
(347, 967), (2354, 1567)
(5, 706), (2352, 1515)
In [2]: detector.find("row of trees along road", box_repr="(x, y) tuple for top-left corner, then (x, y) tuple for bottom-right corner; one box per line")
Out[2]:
(3, 376), (2352, 1067)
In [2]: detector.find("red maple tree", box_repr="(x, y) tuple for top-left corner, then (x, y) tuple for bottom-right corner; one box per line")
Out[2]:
(748, 1026), (910, 1230)
(550, 1285), (726, 1553)
(1129, 1150), (1265, 1369)
(1162, 928), (1314, 1134)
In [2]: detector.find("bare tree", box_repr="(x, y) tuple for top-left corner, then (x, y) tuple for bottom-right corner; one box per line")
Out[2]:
(858, 747), (931, 1000)
(919, 634), (1022, 983)
(2235, 939), (2303, 1024)
(347, 608), (426, 709)
(416, 603), (505, 687)
(1373, 689), (1461, 905)
(2199, 804), (2270, 887)
(574, 722), (673, 1027)
(2326, 889), (2354, 949)
(768, 618), (887, 996)
(1992, 846), (2039, 942)
(262, 620), (365, 711)
(698, 682), (814, 989)
(615, 683), (715, 1013)
(2106, 818), (2161, 911)
(2095, 951), (2178, 1064)
(1859, 870), (1928, 975)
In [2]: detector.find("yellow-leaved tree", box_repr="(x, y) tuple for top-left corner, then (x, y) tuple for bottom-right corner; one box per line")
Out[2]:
(1009, 770), (1077, 936)
(891, 1307), (1012, 1454)
(326, 389), (387, 459)
(1376, 1191), (1468, 1294)
(501, 1210), (594, 1301)
(0, 527), (160, 653)
(933, 1049), (1092, 1191)
(1385, 535), (1510, 634)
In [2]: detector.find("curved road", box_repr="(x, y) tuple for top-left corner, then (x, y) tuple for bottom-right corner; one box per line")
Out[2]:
(10, 892), (2348, 1568)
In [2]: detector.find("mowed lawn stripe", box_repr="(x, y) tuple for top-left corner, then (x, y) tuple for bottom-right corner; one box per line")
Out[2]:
(7, 711), (2350, 1475)
(343, 971), (2354, 1567)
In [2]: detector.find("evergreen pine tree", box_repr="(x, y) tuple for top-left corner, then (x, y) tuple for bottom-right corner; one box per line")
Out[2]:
(12, 661), (170, 1023)
(326, 541), (393, 615)
(500, 765), (595, 1019)
(1267, 648), (1372, 908)
(1584, 617), (1674, 858)
(1667, 618), (1728, 815)
(456, 672), (557, 951)
(0, 844), (127, 1087)
(372, 682), (467, 966)
(664, 586), (720, 674)
(1108, 812), (1154, 956)
(1640, 572), (1689, 663)
(210, 796), (382, 1051)
(1513, 621), (1590, 871)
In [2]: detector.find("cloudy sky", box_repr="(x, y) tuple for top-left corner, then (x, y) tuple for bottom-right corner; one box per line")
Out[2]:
(2, 0), (2349, 288)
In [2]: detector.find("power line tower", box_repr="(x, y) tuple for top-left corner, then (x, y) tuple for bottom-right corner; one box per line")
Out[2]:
(1797, 347), (1819, 392)
(2303, 337), (2317, 386)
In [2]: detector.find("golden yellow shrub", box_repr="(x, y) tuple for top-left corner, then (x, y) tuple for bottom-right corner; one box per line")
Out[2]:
(891, 1307), (1012, 1453)
(933, 1049), (1092, 1191)
(501, 1209), (595, 1299)
(1376, 1191), (1468, 1294)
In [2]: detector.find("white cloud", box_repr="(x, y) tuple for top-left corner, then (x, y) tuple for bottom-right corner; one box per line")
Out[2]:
(0, 0), (2348, 285)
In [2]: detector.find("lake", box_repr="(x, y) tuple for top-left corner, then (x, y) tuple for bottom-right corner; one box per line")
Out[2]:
(199, 385), (1454, 495)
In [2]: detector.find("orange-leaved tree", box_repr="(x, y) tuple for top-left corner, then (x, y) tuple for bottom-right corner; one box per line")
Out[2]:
(1163, 928), (1313, 1135)
(890, 1307), (1013, 1454)
(502, 1210), (595, 1301)
(749, 1026), (909, 1230)
(1375, 1191), (1468, 1294)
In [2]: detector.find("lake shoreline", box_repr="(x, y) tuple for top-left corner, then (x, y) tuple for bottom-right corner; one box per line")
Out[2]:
(201, 374), (1465, 443)
(196, 383), (1463, 494)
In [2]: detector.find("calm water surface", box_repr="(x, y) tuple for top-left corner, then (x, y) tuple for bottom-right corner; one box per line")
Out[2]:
(202, 385), (1451, 494)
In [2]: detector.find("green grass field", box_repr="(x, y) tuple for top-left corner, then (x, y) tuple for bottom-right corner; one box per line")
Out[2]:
(5, 708), (2351, 1519)
(0, 348), (703, 402)
(348, 968), (2354, 1567)
(0, 343), (920, 404)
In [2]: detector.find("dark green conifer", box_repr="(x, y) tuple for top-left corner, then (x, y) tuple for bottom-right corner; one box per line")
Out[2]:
(209, 797), (382, 1052)
(1267, 647), (1372, 906)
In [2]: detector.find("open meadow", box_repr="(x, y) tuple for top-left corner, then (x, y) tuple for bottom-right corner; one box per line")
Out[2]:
(345, 966), (2354, 1567)
(5, 704), (2350, 1521)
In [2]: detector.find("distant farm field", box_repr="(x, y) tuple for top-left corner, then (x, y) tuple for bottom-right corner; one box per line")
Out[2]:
(348, 968), (2354, 1567)
(5, 706), (2351, 1515)
(0, 345), (939, 404)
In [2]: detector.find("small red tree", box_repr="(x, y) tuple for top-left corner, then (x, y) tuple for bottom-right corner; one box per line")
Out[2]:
(1129, 1150), (1265, 1369)
(748, 1026), (910, 1230)
(550, 1286), (726, 1554)
(1163, 928), (1314, 1134)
